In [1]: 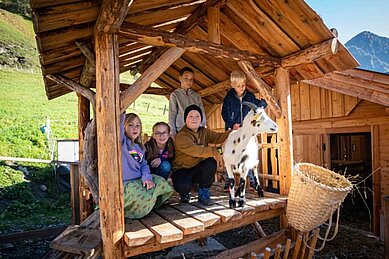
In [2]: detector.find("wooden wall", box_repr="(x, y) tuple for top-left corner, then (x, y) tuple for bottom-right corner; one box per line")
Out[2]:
(291, 82), (360, 121)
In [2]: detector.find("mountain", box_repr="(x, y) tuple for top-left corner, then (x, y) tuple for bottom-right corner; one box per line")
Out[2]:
(345, 31), (389, 73)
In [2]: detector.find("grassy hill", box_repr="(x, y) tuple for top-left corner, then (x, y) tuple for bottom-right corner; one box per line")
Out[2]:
(0, 9), (168, 235)
(0, 9), (39, 70)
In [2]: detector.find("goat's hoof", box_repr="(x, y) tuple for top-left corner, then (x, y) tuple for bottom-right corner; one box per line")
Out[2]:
(229, 199), (236, 208)
(238, 200), (245, 207)
(257, 186), (264, 197)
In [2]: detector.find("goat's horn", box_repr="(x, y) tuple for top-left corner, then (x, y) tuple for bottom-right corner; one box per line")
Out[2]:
(242, 101), (259, 111)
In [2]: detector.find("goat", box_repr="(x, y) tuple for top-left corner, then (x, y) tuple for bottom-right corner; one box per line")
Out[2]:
(222, 102), (278, 208)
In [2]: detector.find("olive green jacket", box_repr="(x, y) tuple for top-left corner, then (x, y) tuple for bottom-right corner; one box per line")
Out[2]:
(173, 125), (230, 170)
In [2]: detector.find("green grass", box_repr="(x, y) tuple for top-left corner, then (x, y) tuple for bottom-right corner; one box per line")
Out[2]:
(0, 9), (39, 70)
(0, 161), (71, 234)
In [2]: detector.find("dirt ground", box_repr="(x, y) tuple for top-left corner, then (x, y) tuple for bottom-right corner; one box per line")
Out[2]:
(0, 215), (384, 259)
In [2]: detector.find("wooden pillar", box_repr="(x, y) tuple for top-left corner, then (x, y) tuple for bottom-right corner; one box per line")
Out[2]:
(372, 125), (381, 236)
(95, 32), (124, 258)
(78, 94), (94, 222)
(384, 196), (389, 259)
(70, 163), (80, 225)
(274, 68), (293, 195)
(274, 68), (293, 229)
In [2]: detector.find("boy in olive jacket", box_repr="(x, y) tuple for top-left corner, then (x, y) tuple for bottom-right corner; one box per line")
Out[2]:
(172, 105), (230, 205)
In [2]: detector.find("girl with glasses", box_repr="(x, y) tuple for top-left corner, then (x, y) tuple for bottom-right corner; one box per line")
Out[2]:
(145, 122), (175, 180)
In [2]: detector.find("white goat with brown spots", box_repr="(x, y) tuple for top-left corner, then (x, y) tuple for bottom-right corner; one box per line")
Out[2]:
(223, 102), (278, 208)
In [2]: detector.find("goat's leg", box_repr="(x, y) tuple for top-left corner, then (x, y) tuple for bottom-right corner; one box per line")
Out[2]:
(225, 165), (236, 208)
(238, 176), (246, 207)
(252, 165), (264, 197)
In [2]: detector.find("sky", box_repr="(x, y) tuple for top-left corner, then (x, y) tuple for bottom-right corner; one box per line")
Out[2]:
(305, 0), (389, 44)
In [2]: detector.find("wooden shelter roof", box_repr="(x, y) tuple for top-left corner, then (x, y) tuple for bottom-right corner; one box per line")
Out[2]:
(304, 68), (389, 107)
(31, 0), (359, 103)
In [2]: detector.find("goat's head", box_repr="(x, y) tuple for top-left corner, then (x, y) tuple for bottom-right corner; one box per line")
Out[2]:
(242, 101), (278, 134)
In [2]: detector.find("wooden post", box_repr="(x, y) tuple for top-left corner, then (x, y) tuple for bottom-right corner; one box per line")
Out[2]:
(95, 32), (124, 258)
(274, 68), (293, 229)
(274, 68), (293, 195)
(372, 125), (381, 236)
(78, 94), (94, 222)
(69, 164), (80, 225)
(384, 196), (389, 259)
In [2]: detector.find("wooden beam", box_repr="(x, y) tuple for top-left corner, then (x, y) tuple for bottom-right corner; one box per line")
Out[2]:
(281, 38), (338, 68)
(121, 47), (185, 112)
(77, 95), (94, 222)
(331, 71), (389, 95)
(214, 229), (285, 259)
(46, 74), (96, 110)
(197, 79), (230, 97)
(119, 22), (280, 67)
(274, 67), (293, 196)
(120, 83), (171, 95)
(207, 7), (220, 44)
(304, 77), (389, 107)
(76, 42), (96, 65)
(95, 32), (124, 258)
(238, 61), (282, 118)
(371, 125), (381, 236)
(131, 0), (228, 74)
(95, 0), (133, 34)
(77, 42), (95, 223)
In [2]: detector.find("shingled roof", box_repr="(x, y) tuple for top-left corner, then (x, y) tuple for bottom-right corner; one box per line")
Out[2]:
(31, 0), (359, 102)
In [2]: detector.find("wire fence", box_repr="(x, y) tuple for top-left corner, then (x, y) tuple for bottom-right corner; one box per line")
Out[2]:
(129, 100), (169, 115)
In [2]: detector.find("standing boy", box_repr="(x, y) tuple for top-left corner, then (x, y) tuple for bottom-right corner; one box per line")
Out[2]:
(169, 67), (206, 137)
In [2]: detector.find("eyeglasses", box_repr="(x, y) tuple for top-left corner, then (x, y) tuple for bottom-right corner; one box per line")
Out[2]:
(154, 131), (169, 137)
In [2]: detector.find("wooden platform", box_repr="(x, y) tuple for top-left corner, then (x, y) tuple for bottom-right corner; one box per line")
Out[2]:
(51, 184), (287, 258)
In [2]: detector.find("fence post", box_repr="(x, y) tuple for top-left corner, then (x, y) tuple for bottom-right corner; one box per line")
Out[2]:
(384, 195), (389, 259)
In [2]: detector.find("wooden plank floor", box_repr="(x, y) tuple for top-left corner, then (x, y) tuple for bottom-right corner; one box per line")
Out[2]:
(123, 184), (287, 257)
(51, 184), (287, 257)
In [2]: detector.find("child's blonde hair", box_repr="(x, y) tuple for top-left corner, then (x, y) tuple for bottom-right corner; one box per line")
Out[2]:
(230, 70), (246, 84)
(124, 113), (144, 149)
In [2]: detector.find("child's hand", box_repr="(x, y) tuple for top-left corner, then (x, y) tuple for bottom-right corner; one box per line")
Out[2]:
(150, 158), (161, 168)
(143, 180), (155, 190)
(232, 123), (241, 130)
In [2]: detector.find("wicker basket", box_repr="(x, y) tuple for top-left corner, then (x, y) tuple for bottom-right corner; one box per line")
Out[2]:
(286, 163), (353, 233)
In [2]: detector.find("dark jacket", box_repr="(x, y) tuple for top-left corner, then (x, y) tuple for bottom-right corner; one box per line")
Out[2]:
(221, 89), (267, 130)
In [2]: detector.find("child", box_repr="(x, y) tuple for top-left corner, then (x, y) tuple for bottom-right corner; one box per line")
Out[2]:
(172, 105), (230, 205)
(221, 70), (268, 190)
(145, 122), (175, 180)
(121, 113), (172, 219)
(169, 67), (206, 137)
(222, 70), (267, 130)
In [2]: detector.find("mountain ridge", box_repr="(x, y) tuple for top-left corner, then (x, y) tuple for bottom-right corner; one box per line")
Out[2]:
(345, 31), (389, 74)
